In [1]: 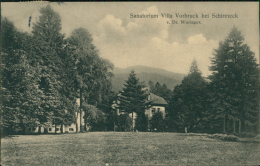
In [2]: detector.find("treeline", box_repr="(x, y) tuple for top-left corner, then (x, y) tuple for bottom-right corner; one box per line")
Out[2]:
(148, 81), (172, 105)
(1, 5), (114, 135)
(115, 27), (259, 135)
(157, 27), (259, 134)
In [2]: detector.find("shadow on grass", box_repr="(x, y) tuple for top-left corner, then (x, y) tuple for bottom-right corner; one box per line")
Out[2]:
(1, 135), (19, 139)
(239, 138), (260, 144)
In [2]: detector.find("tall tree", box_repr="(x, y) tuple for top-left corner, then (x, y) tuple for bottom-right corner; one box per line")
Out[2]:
(66, 27), (114, 132)
(209, 27), (259, 133)
(169, 59), (208, 132)
(31, 4), (66, 128)
(148, 80), (155, 92)
(160, 84), (172, 105)
(148, 81), (172, 105)
(1, 17), (22, 134)
(118, 70), (149, 131)
(259, 67), (260, 134)
(88, 58), (114, 109)
(1, 17), (43, 134)
(154, 82), (162, 96)
(66, 28), (94, 132)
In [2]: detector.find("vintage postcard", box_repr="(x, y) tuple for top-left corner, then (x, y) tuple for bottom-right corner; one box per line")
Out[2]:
(1, 2), (259, 165)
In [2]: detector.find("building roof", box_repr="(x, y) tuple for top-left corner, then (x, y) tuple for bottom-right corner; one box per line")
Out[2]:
(114, 92), (168, 107)
(149, 93), (168, 105)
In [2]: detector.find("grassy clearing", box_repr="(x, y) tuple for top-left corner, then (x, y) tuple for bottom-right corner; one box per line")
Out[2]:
(1, 132), (260, 165)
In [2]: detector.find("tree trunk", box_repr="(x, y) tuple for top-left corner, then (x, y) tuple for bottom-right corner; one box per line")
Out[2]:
(223, 114), (226, 133)
(84, 114), (87, 131)
(132, 111), (134, 131)
(38, 126), (41, 134)
(147, 118), (150, 131)
(76, 112), (78, 133)
(55, 123), (57, 134)
(61, 123), (63, 134)
(80, 89), (83, 132)
(227, 118), (230, 133)
(238, 119), (241, 134)
(233, 117), (236, 134)
(114, 120), (115, 132)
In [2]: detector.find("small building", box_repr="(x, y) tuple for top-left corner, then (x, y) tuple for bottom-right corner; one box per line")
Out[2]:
(25, 125), (44, 134)
(64, 124), (77, 133)
(25, 123), (79, 134)
(145, 93), (168, 120)
(113, 92), (168, 129)
(46, 125), (63, 134)
(46, 124), (77, 134)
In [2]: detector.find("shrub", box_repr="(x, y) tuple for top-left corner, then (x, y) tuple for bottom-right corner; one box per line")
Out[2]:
(225, 135), (240, 141)
(117, 114), (132, 131)
(135, 112), (148, 131)
(208, 134), (240, 142)
(83, 104), (107, 131)
(235, 132), (257, 138)
(150, 111), (165, 132)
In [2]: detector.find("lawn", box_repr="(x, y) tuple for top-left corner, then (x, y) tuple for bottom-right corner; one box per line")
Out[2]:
(1, 132), (260, 165)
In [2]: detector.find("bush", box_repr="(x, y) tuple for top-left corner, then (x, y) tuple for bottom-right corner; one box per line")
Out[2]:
(106, 111), (117, 131)
(83, 104), (107, 131)
(235, 132), (257, 138)
(225, 135), (240, 141)
(135, 113), (148, 131)
(117, 114), (132, 131)
(208, 134), (240, 142)
(150, 111), (165, 132)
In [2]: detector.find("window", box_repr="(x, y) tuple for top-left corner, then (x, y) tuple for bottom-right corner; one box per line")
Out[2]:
(157, 108), (160, 112)
(49, 128), (52, 131)
(28, 128), (32, 131)
(152, 108), (156, 113)
(118, 109), (125, 114)
(56, 128), (60, 131)
(32, 127), (36, 131)
(69, 128), (74, 131)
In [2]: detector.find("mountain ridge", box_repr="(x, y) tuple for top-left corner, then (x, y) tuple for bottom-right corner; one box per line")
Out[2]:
(111, 65), (186, 92)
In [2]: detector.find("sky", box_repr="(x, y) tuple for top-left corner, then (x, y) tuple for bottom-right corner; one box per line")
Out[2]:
(1, 2), (259, 76)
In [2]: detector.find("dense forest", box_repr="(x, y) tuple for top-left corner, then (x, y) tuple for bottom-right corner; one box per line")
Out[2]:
(1, 5), (259, 136)
(1, 5), (114, 135)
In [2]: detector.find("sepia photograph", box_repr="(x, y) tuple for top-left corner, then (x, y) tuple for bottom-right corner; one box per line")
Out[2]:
(1, 2), (259, 165)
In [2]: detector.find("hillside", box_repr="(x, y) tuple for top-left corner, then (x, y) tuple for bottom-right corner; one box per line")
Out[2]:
(111, 65), (186, 92)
